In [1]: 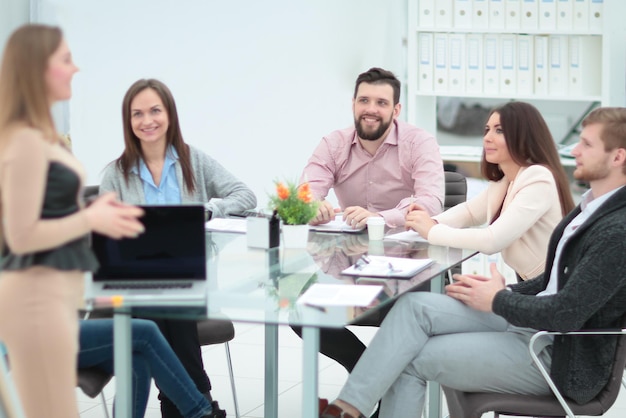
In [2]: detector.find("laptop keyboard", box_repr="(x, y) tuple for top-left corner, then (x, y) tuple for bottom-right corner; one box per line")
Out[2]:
(103, 282), (193, 290)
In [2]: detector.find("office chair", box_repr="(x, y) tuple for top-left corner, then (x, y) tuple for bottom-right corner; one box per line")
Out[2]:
(76, 315), (241, 418)
(197, 318), (240, 418)
(77, 367), (112, 418)
(443, 171), (467, 211)
(442, 315), (626, 418)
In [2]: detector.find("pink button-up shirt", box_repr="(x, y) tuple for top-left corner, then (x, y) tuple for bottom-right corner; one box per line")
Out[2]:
(302, 119), (444, 227)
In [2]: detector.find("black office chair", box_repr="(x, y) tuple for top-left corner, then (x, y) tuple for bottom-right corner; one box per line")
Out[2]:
(443, 315), (626, 418)
(443, 171), (467, 211)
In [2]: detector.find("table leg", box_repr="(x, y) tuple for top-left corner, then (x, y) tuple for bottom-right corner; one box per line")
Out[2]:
(264, 323), (279, 417)
(301, 325), (320, 418)
(114, 310), (132, 418)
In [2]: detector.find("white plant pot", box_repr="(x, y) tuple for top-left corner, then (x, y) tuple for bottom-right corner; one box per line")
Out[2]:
(281, 224), (310, 248)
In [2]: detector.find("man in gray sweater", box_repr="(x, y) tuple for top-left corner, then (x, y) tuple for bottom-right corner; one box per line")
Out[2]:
(321, 107), (626, 418)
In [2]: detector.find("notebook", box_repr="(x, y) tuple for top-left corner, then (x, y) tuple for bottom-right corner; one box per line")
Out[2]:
(309, 215), (366, 234)
(341, 255), (434, 279)
(86, 205), (208, 306)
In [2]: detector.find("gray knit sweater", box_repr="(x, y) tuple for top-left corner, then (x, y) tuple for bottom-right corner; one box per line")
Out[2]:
(99, 145), (257, 218)
(493, 185), (626, 404)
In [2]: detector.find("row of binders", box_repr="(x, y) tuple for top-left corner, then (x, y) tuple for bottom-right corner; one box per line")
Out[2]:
(417, 33), (601, 96)
(418, 0), (604, 33)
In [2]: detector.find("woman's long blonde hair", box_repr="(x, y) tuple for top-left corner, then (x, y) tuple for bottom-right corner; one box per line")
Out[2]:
(0, 24), (63, 146)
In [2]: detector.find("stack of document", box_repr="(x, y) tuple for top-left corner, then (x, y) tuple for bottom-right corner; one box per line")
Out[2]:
(205, 218), (247, 233)
(342, 255), (434, 279)
(309, 215), (365, 233)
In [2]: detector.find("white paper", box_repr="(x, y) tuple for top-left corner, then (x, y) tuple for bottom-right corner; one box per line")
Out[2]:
(205, 218), (247, 233)
(384, 230), (428, 243)
(297, 283), (383, 307)
(309, 215), (365, 233)
(342, 256), (434, 278)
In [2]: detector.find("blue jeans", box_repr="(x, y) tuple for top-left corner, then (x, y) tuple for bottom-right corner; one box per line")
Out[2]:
(78, 319), (212, 418)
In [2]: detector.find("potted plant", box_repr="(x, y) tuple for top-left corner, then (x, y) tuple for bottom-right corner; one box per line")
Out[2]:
(269, 180), (318, 248)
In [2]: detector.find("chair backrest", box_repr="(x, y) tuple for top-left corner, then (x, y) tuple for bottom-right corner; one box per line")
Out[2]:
(444, 171), (467, 210)
(592, 315), (626, 411)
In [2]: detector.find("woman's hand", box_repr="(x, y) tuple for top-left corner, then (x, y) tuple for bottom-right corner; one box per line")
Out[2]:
(405, 203), (436, 238)
(84, 192), (145, 239)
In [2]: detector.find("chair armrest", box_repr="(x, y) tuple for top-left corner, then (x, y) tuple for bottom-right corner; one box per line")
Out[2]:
(528, 328), (626, 418)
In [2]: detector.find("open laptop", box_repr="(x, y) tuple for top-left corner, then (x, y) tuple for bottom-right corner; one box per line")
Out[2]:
(86, 205), (208, 306)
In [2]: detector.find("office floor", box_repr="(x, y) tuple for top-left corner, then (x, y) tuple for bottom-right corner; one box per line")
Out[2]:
(75, 320), (626, 418)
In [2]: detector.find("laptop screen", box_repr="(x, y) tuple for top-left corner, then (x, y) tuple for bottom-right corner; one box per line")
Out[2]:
(91, 205), (206, 281)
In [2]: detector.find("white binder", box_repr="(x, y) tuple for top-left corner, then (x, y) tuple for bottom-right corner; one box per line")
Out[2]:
(520, 0), (539, 30)
(539, 0), (557, 30)
(418, 32), (434, 92)
(435, 0), (454, 28)
(573, 0), (589, 32)
(454, 0), (473, 28)
(556, 0), (574, 31)
(534, 35), (549, 95)
(489, 0), (506, 29)
(465, 34), (484, 93)
(589, 0), (603, 33)
(418, 0), (436, 28)
(568, 35), (602, 96)
(548, 35), (569, 95)
(448, 34), (466, 92)
(483, 34), (500, 94)
(505, 0), (521, 30)
(472, 0), (490, 28)
(434, 33), (449, 92)
(499, 34), (517, 95)
(517, 34), (534, 95)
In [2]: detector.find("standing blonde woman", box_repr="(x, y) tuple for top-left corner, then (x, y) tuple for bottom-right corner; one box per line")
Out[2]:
(0, 24), (144, 418)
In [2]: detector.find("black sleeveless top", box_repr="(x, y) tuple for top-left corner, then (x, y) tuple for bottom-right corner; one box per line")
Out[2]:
(2, 162), (99, 271)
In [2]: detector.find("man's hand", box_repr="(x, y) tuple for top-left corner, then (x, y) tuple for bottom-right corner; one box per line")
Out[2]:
(405, 203), (436, 238)
(310, 200), (339, 225)
(343, 206), (380, 229)
(445, 263), (506, 312)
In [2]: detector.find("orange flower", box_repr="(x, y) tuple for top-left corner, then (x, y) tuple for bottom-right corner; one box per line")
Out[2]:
(297, 183), (313, 203)
(276, 182), (290, 200)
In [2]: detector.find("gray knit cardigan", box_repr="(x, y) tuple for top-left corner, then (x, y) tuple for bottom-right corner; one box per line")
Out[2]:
(99, 145), (257, 218)
(493, 185), (626, 404)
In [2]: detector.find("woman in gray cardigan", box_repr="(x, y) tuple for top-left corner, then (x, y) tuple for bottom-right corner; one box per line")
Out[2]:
(100, 78), (257, 418)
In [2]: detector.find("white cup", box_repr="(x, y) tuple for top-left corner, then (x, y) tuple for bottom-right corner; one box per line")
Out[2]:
(366, 217), (386, 241)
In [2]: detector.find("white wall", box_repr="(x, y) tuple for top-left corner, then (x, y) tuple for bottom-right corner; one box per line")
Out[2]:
(33, 0), (407, 208)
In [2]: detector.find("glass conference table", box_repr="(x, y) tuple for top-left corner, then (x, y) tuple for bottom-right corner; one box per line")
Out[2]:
(94, 228), (475, 418)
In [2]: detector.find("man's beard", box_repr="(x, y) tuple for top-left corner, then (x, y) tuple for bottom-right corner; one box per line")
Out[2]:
(354, 114), (393, 141)
(573, 154), (612, 182)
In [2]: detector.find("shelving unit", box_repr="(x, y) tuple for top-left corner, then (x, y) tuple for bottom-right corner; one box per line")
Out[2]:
(407, 0), (626, 159)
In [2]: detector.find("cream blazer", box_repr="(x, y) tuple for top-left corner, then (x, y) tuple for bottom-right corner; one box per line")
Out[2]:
(429, 165), (563, 279)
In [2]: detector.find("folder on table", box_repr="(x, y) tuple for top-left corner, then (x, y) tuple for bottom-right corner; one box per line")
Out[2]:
(568, 35), (602, 96)
(434, 33), (449, 92)
(448, 34), (466, 92)
(534, 35), (549, 95)
(573, 0), (589, 31)
(483, 34), (500, 94)
(505, 0), (522, 30)
(418, 0), (436, 28)
(489, 0), (506, 29)
(517, 34), (534, 95)
(435, 0), (454, 28)
(539, 0), (557, 31)
(454, 0), (473, 28)
(589, 0), (604, 33)
(465, 34), (484, 93)
(499, 34), (517, 95)
(520, 0), (539, 30)
(417, 32), (434, 92)
(472, 0), (490, 28)
(556, 0), (574, 30)
(548, 35), (569, 96)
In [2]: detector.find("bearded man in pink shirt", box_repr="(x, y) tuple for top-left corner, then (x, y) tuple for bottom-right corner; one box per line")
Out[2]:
(295, 68), (444, 416)
(303, 67), (444, 229)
